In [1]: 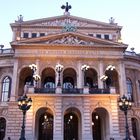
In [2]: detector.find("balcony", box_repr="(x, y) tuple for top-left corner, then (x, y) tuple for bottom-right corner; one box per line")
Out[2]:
(89, 88), (110, 94)
(33, 87), (110, 94)
(34, 88), (55, 94)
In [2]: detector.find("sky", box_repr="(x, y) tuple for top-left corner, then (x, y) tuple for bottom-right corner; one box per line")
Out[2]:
(0, 0), (140, 53)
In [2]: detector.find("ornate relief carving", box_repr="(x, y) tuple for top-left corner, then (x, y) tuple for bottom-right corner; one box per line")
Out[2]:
(0, 108), (8, 116)
(33, 18), (89, 27)
(45, 35), (94, 45)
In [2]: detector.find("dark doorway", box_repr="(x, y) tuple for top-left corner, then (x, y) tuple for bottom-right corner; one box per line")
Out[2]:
(92, 113), (101, 140)
(38, 112), (53, 140)
(0, 117), (6, 140)
(131, 118), (138, 140)
(64, 112), (78, 140)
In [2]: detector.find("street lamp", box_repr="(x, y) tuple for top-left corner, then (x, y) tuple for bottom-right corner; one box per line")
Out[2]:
(29, 64), (37, 86)
(81, 64), (90, 86)
(33, 74), (40, 88)
(18, 94), (32, 140)
(118, 95), (132, 140)
(55, 63), (64, 86)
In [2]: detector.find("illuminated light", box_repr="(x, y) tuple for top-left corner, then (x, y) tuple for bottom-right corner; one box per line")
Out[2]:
(70, 115), (73, 119)
(95, 115), (99, 120)
(92, 122), (94, 126)
(44, 114), (47, 120)
(106, 65), (115, 71)
(100, 75), (108, 81)
(125, 101), (128, 105)
(119, 102), (123, 106)
(81, 64), (90, 71)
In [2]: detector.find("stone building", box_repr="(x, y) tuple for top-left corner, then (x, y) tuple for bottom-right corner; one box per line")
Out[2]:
(0, 5), (140, 140)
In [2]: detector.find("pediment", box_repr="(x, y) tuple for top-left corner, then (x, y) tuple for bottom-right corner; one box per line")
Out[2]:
(11, 15), (121, 29)
(11, 32), (122, 47)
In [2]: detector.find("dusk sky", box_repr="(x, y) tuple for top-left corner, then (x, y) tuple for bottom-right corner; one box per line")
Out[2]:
(0, 0), (140, 53)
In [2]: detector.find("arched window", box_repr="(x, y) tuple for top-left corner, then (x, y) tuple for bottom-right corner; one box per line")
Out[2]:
(1, 76), (11, 102)
(0, 117), (6, 140)
(126, 78), (133, 100)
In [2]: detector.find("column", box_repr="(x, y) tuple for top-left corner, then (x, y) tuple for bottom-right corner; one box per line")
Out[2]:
(82, 98), (93, 140)
(53, 97), (63, 140)
(10, 59), (19, 101)
(35, 59), (40, 74)
(77, 61), (83, 88)
(98, 60), (104, 88)
(119, 62), (127, 96)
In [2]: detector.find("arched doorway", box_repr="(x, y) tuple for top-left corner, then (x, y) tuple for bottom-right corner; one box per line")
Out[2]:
(92, 112), (101, 140)
(92, 108), (110, 140)
(0, 117), (6, 140)
(64, 107), (81, 140)
(35, 107), (53, 140)
(131, 118), (139, 140)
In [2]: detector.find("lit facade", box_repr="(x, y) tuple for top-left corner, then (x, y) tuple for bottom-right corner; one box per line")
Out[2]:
(0, 9), (140, 140)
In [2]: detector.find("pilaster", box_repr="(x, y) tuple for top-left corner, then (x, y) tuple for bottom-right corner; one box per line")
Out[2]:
(10, 59), (19, 101)
(26, 105), (34, 140)
(53, 97), (63, 140)
(110, 98), (121, 140)
(82, 98), (93, 140)
(119, 62), (127, 96)
(98, 60), (104, 88)
(77, 61), (83, 88)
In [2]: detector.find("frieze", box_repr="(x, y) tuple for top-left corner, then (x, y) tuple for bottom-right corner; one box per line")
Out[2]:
(32, 18), (89, 27)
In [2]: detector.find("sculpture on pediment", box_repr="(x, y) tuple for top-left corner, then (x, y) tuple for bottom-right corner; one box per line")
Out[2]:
(61, 2), (72, 13)
(62, 23), (77, 32)
(46, 35), (94, 45)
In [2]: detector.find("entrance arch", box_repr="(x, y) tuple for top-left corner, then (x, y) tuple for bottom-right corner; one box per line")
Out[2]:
(35, 107), (53, 140)
(0, 117), (6, 140)
(92, 107), (110, 140)
(131, 117), (139, 139)
(64, 107), (81, 140)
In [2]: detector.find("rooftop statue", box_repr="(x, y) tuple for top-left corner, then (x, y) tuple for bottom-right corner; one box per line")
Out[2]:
(61, 2), (72, 15)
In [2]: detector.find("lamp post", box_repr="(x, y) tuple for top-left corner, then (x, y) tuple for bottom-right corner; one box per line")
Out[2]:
(29, 64), (37, 86)
(55, 63), (64, 86)
(118, 95), (132, 140)
(81, 64), (90, 86)
(18, 94), (32, 140)
(33, 74), (40, 88)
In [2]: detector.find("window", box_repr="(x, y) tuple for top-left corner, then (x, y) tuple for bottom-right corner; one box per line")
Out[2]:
(23, 33), (29, 38)
(104, 34), (109, 40)
(32, 33), (37, 38)
(126, 78), (133, 100)
(88, 34), (93, 37)
(40, 33), (45, 37)
(96, 34), (101, 38)
(1, 76), (11, 102)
